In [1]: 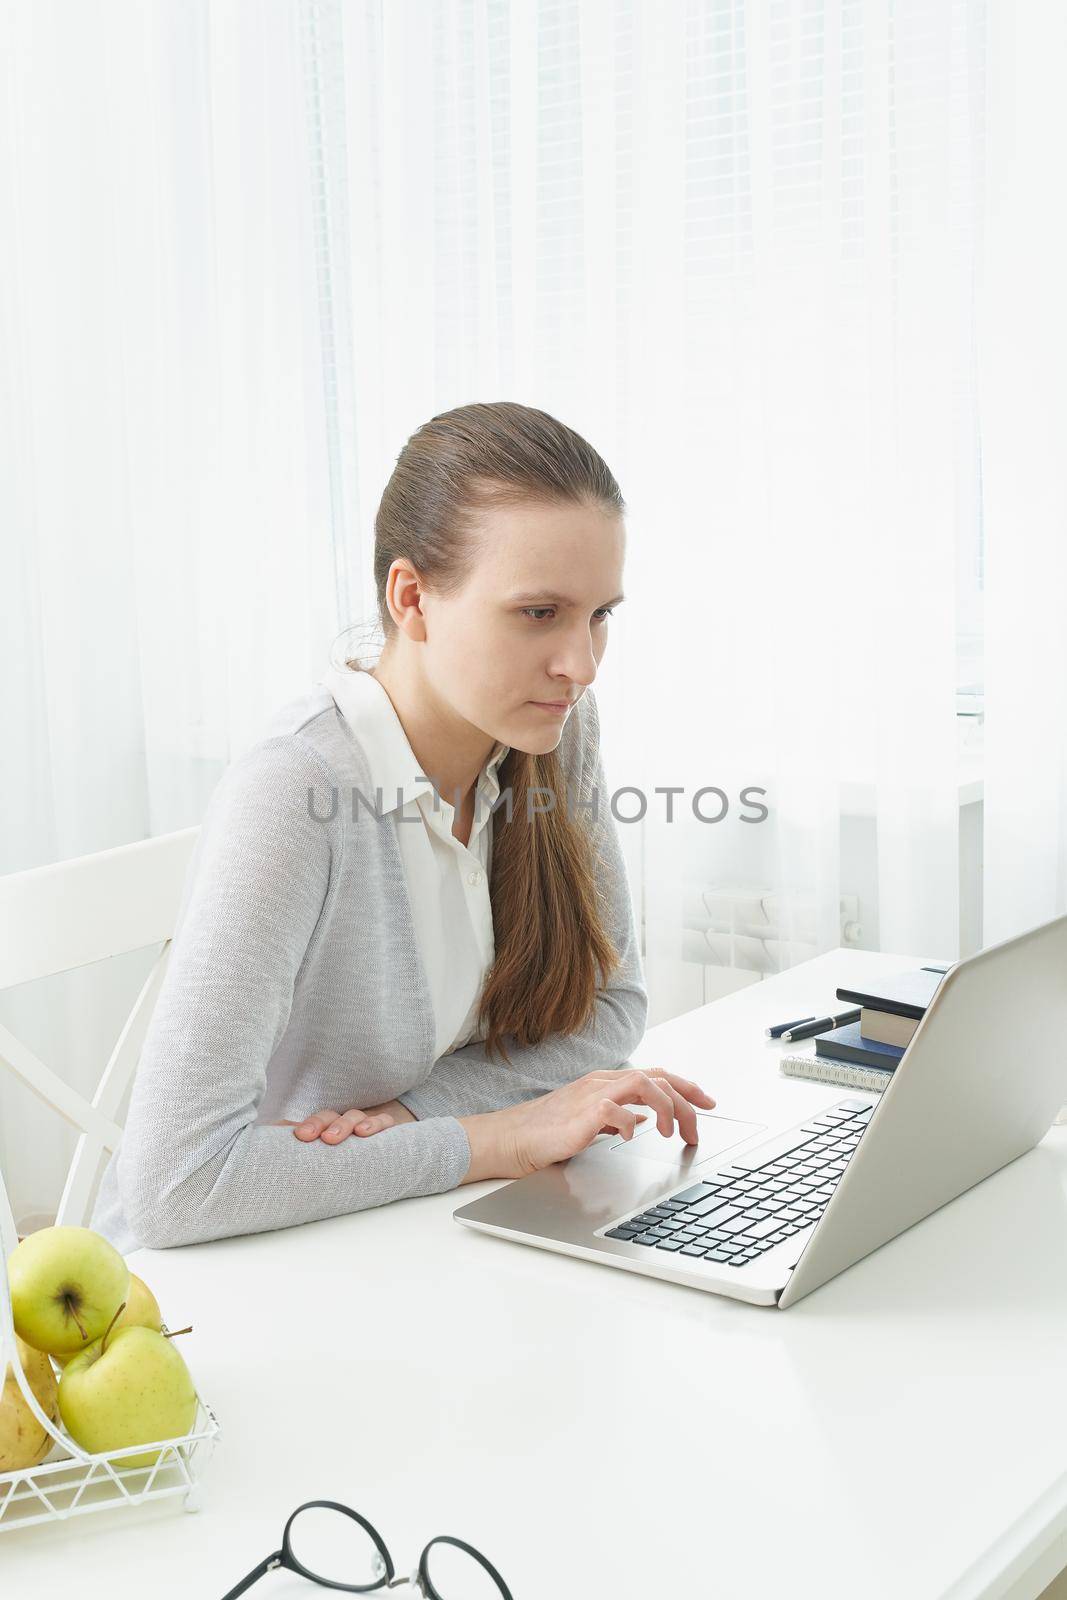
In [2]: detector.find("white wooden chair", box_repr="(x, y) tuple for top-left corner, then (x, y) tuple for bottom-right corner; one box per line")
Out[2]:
(0, 827), (200, 1251)
(0, 827), (225, 1532)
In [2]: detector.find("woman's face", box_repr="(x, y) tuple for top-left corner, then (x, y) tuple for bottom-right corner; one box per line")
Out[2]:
(419, 496), (626, 755)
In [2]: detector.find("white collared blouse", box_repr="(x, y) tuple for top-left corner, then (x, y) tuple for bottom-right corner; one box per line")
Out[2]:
(321, 662), (511, 1059)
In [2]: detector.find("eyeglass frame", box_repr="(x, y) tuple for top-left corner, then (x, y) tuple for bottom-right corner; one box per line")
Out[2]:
(219, 1498), (515, 1600)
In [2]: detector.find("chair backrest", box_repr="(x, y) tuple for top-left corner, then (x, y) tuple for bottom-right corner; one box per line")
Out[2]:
(0, 827), (201, 1253)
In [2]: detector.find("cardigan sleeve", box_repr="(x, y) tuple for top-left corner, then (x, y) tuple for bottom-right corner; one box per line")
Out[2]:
(395, 690), (648, 1122)
(110, 736), (472, 1250)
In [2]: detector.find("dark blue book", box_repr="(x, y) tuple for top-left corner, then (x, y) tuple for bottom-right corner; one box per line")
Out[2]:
(834, 968), (945, 1021)
(815, 1022), (906, 1070)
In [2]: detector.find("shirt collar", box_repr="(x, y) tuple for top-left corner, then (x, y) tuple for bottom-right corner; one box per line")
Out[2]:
(321, 663), (510, 817)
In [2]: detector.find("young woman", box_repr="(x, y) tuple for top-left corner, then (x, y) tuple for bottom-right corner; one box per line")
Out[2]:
(92, 401), (715, 1251)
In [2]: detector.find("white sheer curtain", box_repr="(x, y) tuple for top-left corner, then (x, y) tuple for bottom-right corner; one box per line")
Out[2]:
(330, 0), (975, 1019)
(2, 0), (1064, 1227)
(1, 0), (344, 868)
(0, 0), (343, 1224)
(979, 0), (1067, 946)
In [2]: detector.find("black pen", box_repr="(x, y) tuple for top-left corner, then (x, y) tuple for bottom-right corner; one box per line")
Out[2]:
(765, 1015), (817, 1040)
(782, 1008), (862, 1042)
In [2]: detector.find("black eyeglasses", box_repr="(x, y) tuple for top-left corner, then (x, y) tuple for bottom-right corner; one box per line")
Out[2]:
(220, 1499), (515, 1599)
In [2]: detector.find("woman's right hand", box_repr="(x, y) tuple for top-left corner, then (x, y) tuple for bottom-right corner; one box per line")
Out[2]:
(461, 1067), (716, 1184)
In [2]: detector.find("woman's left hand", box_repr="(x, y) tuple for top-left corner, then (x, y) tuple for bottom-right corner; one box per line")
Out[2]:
(274, 1099), (417, 1144)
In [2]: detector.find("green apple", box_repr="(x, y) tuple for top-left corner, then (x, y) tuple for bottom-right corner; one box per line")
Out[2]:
(7, 1226), (130, 1356)
(58, 1315), (198, 1469)
(53, 1273), (162, 1368)
(0, 1334), (60, 1470)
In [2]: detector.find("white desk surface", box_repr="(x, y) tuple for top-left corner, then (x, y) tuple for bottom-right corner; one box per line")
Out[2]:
(5, 948), (1067, 1600)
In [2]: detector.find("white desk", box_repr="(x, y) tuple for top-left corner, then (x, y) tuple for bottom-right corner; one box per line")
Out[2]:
(6, 949), (1067, 1599)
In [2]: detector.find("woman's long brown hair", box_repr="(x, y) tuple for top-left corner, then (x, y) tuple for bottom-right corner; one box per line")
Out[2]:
(348, 400), (626, 1065)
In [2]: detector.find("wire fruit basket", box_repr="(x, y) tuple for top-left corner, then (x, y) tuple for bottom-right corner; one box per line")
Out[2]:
(0, 1187), (221, 1532)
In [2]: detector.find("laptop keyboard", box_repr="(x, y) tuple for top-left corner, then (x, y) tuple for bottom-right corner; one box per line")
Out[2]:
(603, 1098), (876, 1269)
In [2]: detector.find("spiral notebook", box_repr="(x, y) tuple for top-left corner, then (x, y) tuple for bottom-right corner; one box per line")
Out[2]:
(779, 1050), (893, 1094)
(782, 1047), (1065, 1113)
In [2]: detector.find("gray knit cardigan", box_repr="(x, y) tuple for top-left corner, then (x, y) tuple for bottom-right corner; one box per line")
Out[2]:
(90, 683), (647, 1250)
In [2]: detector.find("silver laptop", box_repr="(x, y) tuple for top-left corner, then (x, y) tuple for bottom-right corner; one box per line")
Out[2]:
(454, 912), (1067, 1308)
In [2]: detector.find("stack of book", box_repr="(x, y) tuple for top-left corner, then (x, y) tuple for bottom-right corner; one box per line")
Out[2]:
(780, 966), (949, 1092)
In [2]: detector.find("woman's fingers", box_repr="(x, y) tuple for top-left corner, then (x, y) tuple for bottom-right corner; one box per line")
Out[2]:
(596, 1112), (649, 1136)
(292, 1108), (395, 1143)
(660, 1071), (716, 1110)
(638, 1078), (704, 1145)
(594, 1100), (644, 1141)
(595, 1068), (715, 1110)
(322, 1108), (395, 1142)
(350, 1112), (395, 1137)
(627, 1068), (716, 1111)
(594, 1068), (716, 1144)
(618, 1068), (680, 1137)
(661, 1082), (701, 1144)
(293, 1110), (342, 1140)
(322, 1110), (365, 1142)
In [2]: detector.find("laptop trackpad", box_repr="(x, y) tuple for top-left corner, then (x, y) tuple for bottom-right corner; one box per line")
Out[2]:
(606, 1111), (766, 1166)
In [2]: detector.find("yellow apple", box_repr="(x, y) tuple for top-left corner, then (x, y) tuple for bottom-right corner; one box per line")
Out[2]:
(53, 1273), (162, 1368)
(0, 1335), (60, 1471)
(7, 1226), (129, 1355)
(59, 1318), (198, 1470)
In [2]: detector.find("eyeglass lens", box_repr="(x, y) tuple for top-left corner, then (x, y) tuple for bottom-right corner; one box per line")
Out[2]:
(287, 1505), (384, 1587)
(423, 1540), (508, 1598)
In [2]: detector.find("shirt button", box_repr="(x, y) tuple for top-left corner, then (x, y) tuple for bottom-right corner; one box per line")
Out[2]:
(468, 870), (483, 886)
